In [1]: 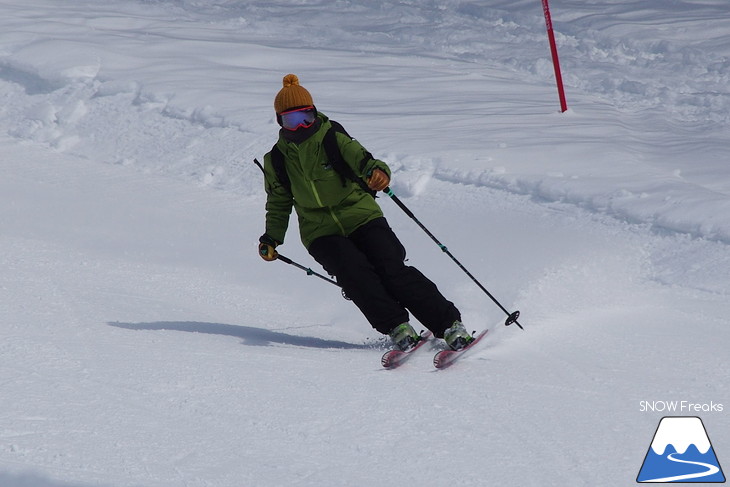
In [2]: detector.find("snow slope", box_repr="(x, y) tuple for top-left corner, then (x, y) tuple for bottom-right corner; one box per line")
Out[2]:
(1, 1), (728, 486)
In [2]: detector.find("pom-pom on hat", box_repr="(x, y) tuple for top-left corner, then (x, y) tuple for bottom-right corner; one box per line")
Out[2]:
(274, 74), (314, 114)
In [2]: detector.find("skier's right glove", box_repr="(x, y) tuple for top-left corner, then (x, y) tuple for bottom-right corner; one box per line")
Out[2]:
(258, 234), (279, 262)
(367, 168), (390, 192)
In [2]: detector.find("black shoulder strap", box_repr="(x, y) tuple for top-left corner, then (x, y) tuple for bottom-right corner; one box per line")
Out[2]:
(269, 143), (291, 193)
(324, 120), (376, 198)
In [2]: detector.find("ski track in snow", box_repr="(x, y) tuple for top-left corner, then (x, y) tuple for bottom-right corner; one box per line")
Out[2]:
(1, 1), (729, 486)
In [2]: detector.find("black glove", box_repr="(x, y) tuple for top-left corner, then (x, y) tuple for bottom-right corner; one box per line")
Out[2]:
(258, 234), (279, 262)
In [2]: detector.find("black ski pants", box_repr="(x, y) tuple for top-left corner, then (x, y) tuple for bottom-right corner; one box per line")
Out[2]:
(308, 217), (460, 337)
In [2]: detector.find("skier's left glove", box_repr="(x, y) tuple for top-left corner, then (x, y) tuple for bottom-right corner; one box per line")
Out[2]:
(367, 168), (390, 192)
(258, 234), (280, 262)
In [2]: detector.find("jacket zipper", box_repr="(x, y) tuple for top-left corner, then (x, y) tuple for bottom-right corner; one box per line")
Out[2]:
(310, 180), (346, 235)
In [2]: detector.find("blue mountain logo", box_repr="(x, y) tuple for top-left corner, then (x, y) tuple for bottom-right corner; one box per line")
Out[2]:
(637, 416), (725, 483)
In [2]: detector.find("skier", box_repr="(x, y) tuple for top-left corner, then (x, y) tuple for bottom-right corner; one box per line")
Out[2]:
(258, 74), (473, 351)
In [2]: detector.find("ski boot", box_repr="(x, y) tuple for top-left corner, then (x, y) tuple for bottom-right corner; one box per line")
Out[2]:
(443, 320), (474, 351)
(389, 322), (420, 351)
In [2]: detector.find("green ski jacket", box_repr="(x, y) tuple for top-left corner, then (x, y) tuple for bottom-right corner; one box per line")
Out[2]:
(262, 114), (391, 249)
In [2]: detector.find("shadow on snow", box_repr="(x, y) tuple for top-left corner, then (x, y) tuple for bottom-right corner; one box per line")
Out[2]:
(108, 321), (370, 350)
(0, 472), (108, 487)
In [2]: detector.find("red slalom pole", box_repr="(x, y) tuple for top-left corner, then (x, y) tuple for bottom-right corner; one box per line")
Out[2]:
(542, 0), (568, 112)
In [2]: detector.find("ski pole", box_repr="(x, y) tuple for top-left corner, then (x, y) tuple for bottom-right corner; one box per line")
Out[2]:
(275, 253), (338, 287)
(275, 253), (350, 301)
(382, 187), (523, 330)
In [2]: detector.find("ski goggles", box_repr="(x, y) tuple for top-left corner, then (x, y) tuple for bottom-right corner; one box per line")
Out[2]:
(280, 106), (317, 131)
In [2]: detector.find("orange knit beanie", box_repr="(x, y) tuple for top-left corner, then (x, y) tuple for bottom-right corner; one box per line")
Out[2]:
(274, 74), (314, 114)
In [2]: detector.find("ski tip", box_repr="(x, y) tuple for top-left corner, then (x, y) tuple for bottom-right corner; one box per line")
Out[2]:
(433, 350), (455, 369)
(381, 350), (403, 368)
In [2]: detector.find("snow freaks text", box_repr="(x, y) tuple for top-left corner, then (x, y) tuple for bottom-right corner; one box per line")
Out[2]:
(639, 401), (724, 413)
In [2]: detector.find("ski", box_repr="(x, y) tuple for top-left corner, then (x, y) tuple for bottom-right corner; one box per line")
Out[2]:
(381, 331), (433, 369)
(433, 329), (489, 369)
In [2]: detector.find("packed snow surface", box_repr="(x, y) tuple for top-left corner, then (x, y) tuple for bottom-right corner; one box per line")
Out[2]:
(1, 1), (728, 486)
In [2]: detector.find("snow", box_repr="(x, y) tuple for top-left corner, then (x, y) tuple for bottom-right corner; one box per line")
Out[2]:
(0, 1), (728, 486)
(651, 417), (711, 455)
